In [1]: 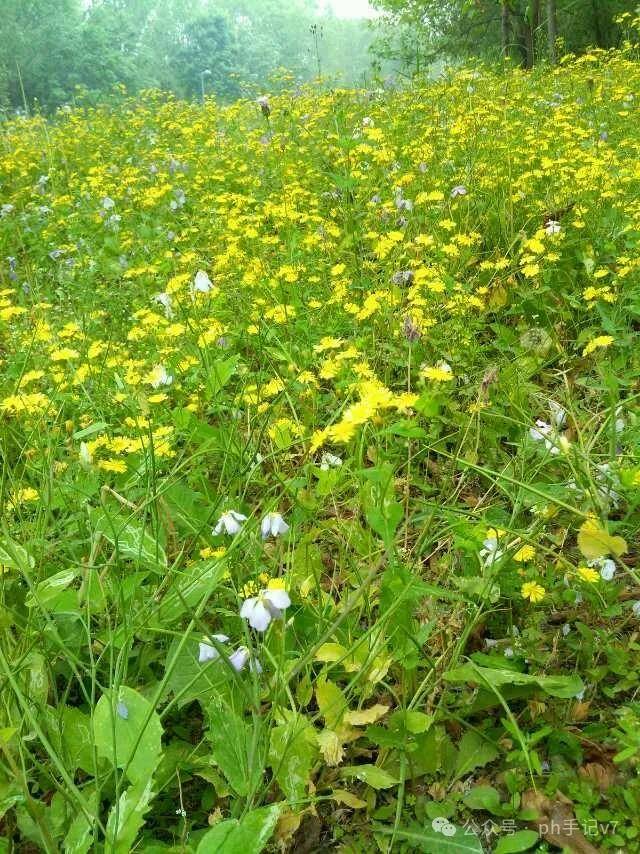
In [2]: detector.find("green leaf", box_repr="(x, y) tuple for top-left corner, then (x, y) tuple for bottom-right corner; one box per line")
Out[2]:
(60, 707), (95, 775)
(268, 714), (317, 802)
(454, 731), (499, 779)
(462, 785), (504, 816)
(72, 421), (108, 440)
(196, 804), (280, 854)
(494, 829), (539, 853)
(206, 699), (263, 797)
(401, 710), (433, 734)
(206, 354), (239, 397)
(366, 501), (403, 547)
(444, 663), (583, 699)
(91, 507), (167, 572)
(93, 686), (163, 784)
(105, 779), (155, 853)
(63, 791), (99, 854)
(341, 765), (398, 789)
(375, 822), (483, 852)
(0, 536), (34, 573)
(25, 568), (77, 608)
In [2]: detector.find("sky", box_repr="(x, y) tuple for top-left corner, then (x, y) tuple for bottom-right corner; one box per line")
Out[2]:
(323, 0), (379, 19)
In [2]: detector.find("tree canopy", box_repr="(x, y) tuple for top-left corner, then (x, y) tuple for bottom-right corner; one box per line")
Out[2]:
(0, 0), (376, 112)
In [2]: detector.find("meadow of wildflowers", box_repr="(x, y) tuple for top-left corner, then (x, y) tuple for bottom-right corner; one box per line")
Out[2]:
(1, 40), (640, 853)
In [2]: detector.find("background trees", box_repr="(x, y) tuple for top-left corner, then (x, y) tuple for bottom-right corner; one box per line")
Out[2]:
(370, 0), (637, 72)
(0, 0), (377, 112)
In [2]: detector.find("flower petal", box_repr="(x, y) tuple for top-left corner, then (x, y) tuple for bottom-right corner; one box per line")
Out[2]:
(264, 588), (291, 611)
(248, 600), (272, 631)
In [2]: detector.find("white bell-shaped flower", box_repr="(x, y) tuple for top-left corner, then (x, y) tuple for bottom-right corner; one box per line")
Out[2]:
(261, 511), (289, 540)
(240, 588), (291, 631)
(198, 634), (229, 663)
(213, 510), (247, 536)
(193, 270), (213, 293)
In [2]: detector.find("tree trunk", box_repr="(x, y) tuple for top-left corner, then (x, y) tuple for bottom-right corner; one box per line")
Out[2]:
(531, 0), (541, 64)
(591, 0), (605, 47)
(523, 20), (534, 69)
(501, 2), (511, 60)
(548, 0), (558, 64)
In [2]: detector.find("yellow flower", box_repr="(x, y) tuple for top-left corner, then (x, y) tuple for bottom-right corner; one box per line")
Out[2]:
(521, 581), (545, 603)
(582, 335), (613, 357)
(98, 459), (127, 473)
(513, 545), (536, 563)
(50, 347), (80, 362)
(421, 362), (454, 382)
(577, 566), (600, 583)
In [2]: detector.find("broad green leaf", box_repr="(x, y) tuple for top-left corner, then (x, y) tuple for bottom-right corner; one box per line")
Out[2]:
(93, 686), (163, 784)
(105, 779), (155, 853)
(454, 731), (499, 779)
(341, 765), (398, 789)
(577, 518), (627, 560)
(63, 790), (99, 854)
(444, 663), (583, 699)
(314, 642), (358, 671)
(494, 829), (539, 853)
(375, 822), (483, 852)
(0, 782), (23, 821)
(25, 568), (77, 608)
(268, 714), (317, 802)
(462, 785), (505, 816)
(91, 507), (167, 571)
(389, 710), (433, 734)
(0, 536), (34, 573)
(60, 706), (95, 775)
(330, 789), (367, 808)
(366, 501), (403, 547)
(206, 354), (239, 397)
(72, 421), (108, 440)
(196, 804), (280, 854)
(206, 700), (263, 796)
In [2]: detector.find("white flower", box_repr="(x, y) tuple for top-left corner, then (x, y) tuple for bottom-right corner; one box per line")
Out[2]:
(529, 401), (567, 455)
(198, 634), (229, 662)
(529, 419), (561, 454)
(451, 185), (467, 198)
(229, 645), (263, 673)
(562, 623), (571, 636)
(193, 270), (213, 293)
(154, 291), (173, 318)
(589, 557), (616, 581)
(261, 511), (289, 540)
(79, 441), (93, 470)
(549, 400), (566, 428)
(545, 219), (561, 235)
(632, 601), (640, 618)
(101, 196), (115, 210)
(256, 95), (270, 116)
(320, 452), (342, 471)
(240, 587), (291, 631)
(213, 510), (247, 536)
(148, 364), (173, 389)
(479, 531), (504, 567)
